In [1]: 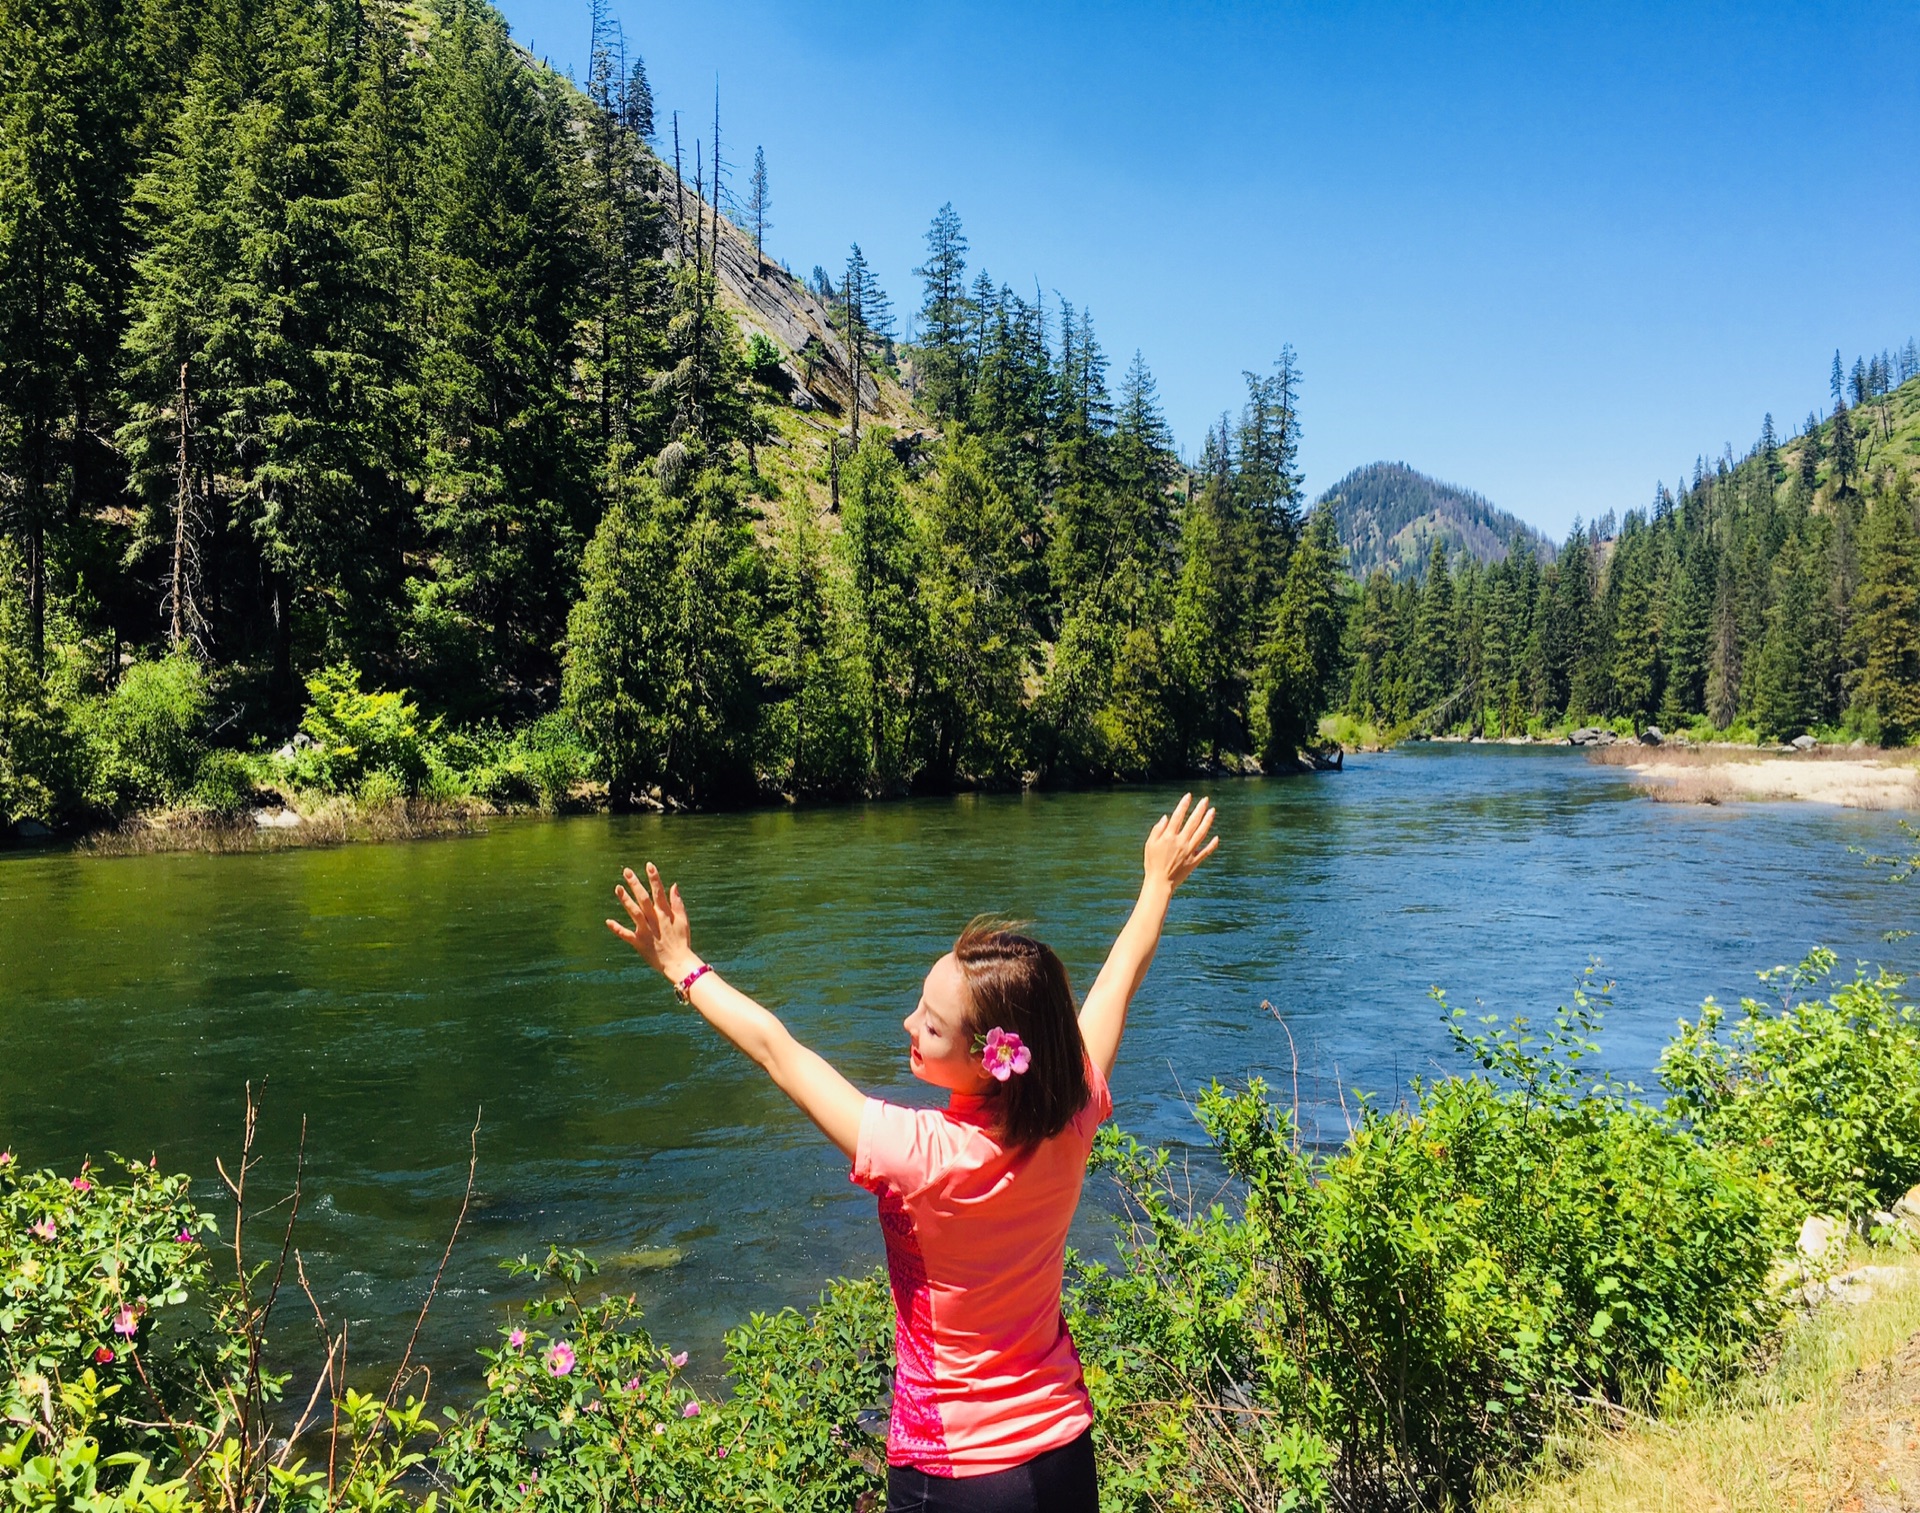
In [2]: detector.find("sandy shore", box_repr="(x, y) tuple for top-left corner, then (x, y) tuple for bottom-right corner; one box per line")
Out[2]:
(1593, 745), (1920, 808)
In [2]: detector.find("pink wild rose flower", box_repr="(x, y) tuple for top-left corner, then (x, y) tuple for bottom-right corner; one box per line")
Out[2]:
(545, 1342), (575, 1377)
(508, 1328), (526, 1349)
(113, 1305), (138, 1338)
(981, 1027), (1031, 1081)
(30, 1218), (55, 1242)
(682, 1400), (700, 1418)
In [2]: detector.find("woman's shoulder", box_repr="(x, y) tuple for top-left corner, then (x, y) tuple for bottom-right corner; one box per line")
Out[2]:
(851, 1097), (989, 1199)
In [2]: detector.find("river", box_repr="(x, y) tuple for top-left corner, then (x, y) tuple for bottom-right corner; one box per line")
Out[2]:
(2, 745), (1913, 1383)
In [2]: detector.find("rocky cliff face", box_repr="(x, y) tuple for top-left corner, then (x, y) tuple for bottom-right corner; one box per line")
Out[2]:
(650, 167), (916, 430)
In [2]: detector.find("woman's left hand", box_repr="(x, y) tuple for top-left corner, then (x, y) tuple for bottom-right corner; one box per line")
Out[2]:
(607, 862), (702, 984)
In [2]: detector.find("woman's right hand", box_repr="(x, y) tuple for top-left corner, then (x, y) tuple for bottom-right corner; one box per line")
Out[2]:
(607, 862), (703, 984)
(1143, 794), (1218, 892)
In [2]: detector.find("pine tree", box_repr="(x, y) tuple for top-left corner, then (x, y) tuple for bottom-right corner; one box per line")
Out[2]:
(1607, 513), (1659, 722)
(0, 0), (148, 667)
(1830, 399), (1856, 495)
(1658, 547), (1710, 725)
(1253, 504), (1342, 763)
(1706, 552), (1741, 728)
(912, 203), (970, 420)
(1850, 476), (1920, 743)
(746, 145), (769, 267)
(623, 54), (653, 140)
(838, 436), (921, 785)
(1750, 534), (1821, 741)
(1410, 539), (1455, 720)
(412, 0), (591, 713)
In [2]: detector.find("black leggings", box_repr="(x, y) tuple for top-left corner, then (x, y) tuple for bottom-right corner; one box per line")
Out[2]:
(885, 1428), (1098, 1513)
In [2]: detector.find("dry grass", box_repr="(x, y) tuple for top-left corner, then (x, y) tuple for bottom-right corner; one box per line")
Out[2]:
(77, 797), (486, 856)
(1487, 1251), (1920, 1513)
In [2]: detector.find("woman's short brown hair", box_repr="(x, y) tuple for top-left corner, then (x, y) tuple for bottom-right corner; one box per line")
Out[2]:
(953, 918), (1091, 1148)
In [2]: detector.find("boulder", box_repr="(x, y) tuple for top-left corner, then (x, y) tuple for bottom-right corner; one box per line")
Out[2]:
(1790, 733), (1818, 751)
(1568, 727), (1617, 747)
(1639, 726), (1664, 746)
(252, 808), (302, 830)
(1797, 1213), (1845, 1264)
(13, 818), (53, 840)
(1893, 1184), (1920, 1232)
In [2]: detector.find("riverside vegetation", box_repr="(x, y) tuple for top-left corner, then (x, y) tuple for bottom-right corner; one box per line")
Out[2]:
(7, 924), (1920, 1512)
(0, 0), (1346, 844)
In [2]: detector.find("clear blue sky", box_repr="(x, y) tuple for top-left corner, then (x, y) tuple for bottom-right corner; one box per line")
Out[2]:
(495, 0), (1920, 539)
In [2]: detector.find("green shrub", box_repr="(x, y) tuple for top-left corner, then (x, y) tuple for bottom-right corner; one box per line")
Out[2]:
(744, 332), (783, 382)
(1661, 949), (1920, 1219)
(188, 751), (256, 815)
(289, 664), (433, 795)
(79, 657), (211, 813)
(436, 1248), (890, 1512)
(1072, 977), (1780, 1511)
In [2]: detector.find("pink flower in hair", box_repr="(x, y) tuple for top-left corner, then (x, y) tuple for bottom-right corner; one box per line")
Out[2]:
(981, 1027), (1030, 1081)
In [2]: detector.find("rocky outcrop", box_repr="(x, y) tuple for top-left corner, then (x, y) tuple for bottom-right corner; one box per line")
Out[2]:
(1568, 727), (1617, 747)
(648, 166), (915, 429)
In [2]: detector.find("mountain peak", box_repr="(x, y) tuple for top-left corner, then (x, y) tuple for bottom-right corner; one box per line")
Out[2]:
(1318, 461), (1551, 579)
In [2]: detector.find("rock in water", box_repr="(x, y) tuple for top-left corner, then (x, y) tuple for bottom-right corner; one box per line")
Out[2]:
(615, 1246), (685, 1271)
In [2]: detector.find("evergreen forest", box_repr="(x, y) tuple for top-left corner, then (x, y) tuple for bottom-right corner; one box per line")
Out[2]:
(1341, 354), (1920, 746)
(0, 0), (1344, 832)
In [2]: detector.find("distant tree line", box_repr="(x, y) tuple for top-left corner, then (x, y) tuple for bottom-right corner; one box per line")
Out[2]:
(0, 0), (1346, 828)
(1343, 357), (1920, 745)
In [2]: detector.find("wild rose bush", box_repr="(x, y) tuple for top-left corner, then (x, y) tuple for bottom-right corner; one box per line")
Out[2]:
(0, 1152), (215, 1469)
(437, 1248), (891, 1511)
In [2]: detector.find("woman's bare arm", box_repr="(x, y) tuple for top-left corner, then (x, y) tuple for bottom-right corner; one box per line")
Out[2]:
(607, 863), (866, 1159)
(1078, 795), (1219, 1081)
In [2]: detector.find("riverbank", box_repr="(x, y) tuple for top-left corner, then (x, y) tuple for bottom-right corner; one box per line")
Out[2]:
(1492, 1247), (1920, 1513)
(1591, 744), (1920, 809)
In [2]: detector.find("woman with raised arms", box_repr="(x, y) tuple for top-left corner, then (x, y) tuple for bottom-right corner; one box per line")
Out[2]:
(606, 794), (1219, 1513)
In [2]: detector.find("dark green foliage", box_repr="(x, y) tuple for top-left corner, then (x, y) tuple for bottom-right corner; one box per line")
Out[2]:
(1, 0), (1361, 830)
(1356, 371), (1920, 742)
(1254, 504), (1342, 764)
(1850, 475), (1920, 742)
(561, 462), (758, 807)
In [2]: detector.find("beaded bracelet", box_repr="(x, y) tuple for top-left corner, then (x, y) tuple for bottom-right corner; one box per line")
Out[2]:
(675, 963), (713, 1002)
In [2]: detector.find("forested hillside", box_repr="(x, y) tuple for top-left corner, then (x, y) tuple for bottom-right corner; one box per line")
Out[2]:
(1342, 349), (1920, 743)
(0, 0), (1345, 832)
(1322, 461), (1551, 579)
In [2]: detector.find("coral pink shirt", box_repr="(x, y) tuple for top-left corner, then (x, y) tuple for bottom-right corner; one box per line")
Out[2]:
(850, 1057), (1113, 1477)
